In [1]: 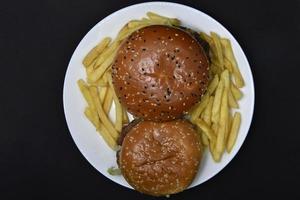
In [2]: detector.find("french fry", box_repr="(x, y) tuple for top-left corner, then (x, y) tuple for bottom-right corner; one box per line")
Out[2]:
(77, 79), (95, 109)
(83, 37), (111, 67)
(221, 70), (230, 88)
(190, 94), (209, 122)
(221, 70), (238, 109)
(103, 87), (113, 115)
(89, 86), (119, 140)
(97, 123), (118, 150)
(126, 18), (164, 29)
(215, 83), (228, 160)
(199, 32), (212, 45)
(211, 32), (224, 70)
(231, 81), (243, 100)
(201, 131), (209, 146)
(93, 41), (119, 69)
(195, 127), (207, 146)
(225, 111), (233, 143)
(90, 73), (108, 87)
(226, 112), (241, 153)
(86, 63), (94, 76)
(113, 88), (123, 132)
(224, 57), (233, 73)
(117, 26), (141, 42)
(99, 86), (108, 104)
(146, 12), (180, 26)
(207, 74), (219, 95)
(202, 96), (214, 126)
(89, 49), (118, 83)
(209, 139), (219, 162)
(118, 20), (159, 42)
(122, 108), (129, 124)
(84, 107), (100, 129)
(220, 38), (244, 87)
(211, 80), (224, 124)
(195, 119), (216, 142)
(107, 74), (123, 132)
(127, 20), (146, 28)
(211, 122), (218, 133)
(228, 89), (239, 108)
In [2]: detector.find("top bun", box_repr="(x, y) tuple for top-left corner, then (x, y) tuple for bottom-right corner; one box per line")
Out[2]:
(112, 25), (209, 121)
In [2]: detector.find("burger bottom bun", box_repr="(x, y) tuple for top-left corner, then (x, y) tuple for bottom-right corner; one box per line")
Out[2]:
(119, 120), (202, 196)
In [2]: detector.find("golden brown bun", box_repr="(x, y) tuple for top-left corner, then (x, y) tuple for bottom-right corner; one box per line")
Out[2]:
(112, 25), (209, 121)
(118, 120), (202, 196)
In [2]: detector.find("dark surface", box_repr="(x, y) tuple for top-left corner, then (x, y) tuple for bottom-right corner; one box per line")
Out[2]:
(1, 0), (299, 199)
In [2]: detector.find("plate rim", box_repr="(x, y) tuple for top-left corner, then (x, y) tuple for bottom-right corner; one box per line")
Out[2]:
(63, 1), (255, 190)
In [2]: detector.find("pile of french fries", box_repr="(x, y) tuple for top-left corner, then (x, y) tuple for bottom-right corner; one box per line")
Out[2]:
(189, 32), (244, 162)
(77, 12), (180, 150)
(77, 12), (244, 162)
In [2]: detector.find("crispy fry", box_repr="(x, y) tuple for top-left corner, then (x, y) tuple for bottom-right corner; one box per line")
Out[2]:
(103, 86), (113, 115)
(207, 74), (219, 95)
(225, 111), (233, 143)
(146, 12), (180, 26)
(210, 62), (222, 76)
(209, 139), (219, 162)
(86, 62), (94, 76)
(122, 109), (129, 124)
(202, 96), (214, 126)
(93, 41), (119, 69)
(107, 74), (123, 132)
(211, 32), (224, 70)
(127, 20), (146, 28)
(199, 32), (212, 45)
(226, 112), (241, 153)
(77, 79), (94, 109)
(221, 70), (238, 109)
(90, 73), (108, 87)
(224, 57), (233, 73)
(215, 83), (228, 160)
(221, 70), (230, 88)
(190, 94), (209, 122)
(97, 123), (118, 150)
(99, 86), (108, 104)
(84, 107), (100, 129)
(195, 127), (206, 146)
(201, 131), (209, 146)
(220, 38), (244, 87)
(211, 80), (224, 124)
(89, 86), (119, 140)
(195, 119), (216, 142)
(231, 81), (243, 100)
(83, 37), (111, 67)
(89, 48), (117, 82)
(228, 89), (239, 108)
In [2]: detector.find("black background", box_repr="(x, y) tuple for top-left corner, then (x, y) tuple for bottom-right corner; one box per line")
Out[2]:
(1, 0), (300, 199)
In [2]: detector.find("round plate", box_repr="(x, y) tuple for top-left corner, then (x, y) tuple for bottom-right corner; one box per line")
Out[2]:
(63, 2), (254, 190)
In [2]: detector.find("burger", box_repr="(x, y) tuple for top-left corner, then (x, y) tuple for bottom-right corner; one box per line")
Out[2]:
(117, 119), (202, 196)
(112, 25), (209, 121)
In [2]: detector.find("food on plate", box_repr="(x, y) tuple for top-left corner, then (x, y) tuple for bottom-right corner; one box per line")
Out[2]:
(191, 31), (244, 162)
(112, 25), (209, 121)
(226, 112), (241, 153)
(77, 11), (245, 188)
(117, 119), (202, 196)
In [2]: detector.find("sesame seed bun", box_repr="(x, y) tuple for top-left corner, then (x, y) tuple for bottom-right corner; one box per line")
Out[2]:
(112, 25), (209, 121)
(118, 120), (202, 196)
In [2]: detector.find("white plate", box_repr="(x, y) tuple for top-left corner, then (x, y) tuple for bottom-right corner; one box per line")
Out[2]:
(63, 2), (254, 190)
